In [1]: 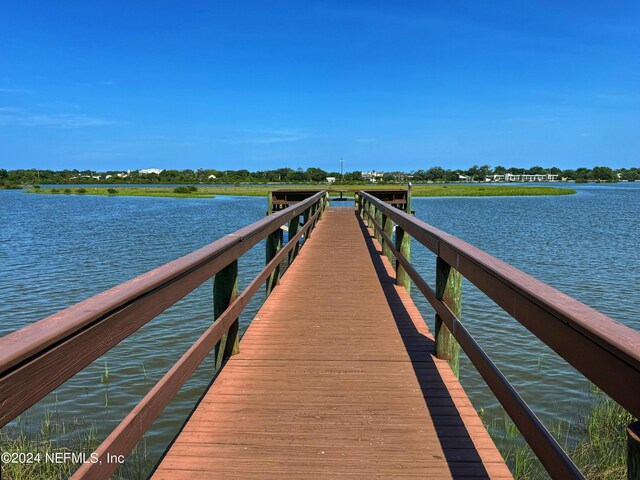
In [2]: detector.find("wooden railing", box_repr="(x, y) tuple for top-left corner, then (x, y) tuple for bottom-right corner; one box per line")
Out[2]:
(357, 190), (640, 480)
(0, 190), (328, 480)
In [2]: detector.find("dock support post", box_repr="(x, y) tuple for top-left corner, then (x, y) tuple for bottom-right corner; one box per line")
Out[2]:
(214, 260), (239, 370)
(267, 191), (273, 215)
(266, 227), (281, 297)
(382, 214), (393, 263)
(375, 207), (383, 245)
(307, 204), (317, 239)
(395, 226), (411, 293)
(435, 257), (462, 377)
(288, 215), (300, 263)
(367, 202), (374, 229)
(629, 421), (640, 480)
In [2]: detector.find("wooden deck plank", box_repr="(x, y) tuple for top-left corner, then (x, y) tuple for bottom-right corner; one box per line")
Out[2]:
(152, 208), (511, 479)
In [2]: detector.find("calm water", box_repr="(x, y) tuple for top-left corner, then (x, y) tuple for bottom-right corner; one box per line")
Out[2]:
(1, 184), (638, 476)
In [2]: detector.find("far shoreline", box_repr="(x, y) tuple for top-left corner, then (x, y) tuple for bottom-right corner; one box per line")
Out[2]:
(24, 184), (577, 198)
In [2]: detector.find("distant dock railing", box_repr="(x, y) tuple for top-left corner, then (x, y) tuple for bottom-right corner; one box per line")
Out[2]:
(0, 190), (328, 480)
(357, 190), (640, 479)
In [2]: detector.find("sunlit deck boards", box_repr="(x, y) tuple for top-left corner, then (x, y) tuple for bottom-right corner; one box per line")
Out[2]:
(152, 208), (511, 479)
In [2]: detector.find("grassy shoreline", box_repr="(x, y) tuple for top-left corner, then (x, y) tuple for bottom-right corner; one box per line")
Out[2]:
(26, 184), (576, 198)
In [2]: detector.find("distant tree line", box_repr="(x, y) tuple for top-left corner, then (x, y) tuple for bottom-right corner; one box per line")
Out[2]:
(1, 165), (638, 188)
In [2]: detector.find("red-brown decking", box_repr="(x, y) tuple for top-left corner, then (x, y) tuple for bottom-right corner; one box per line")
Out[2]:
(152, 208), (512, 479)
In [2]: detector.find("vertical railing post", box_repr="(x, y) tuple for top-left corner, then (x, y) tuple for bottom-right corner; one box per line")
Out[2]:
(435, 257), (462, 377)
(354, 192), (360, 213)
(629, 421), (640, 480)
(303, 205), (310, 227)
(214, 260), (239, 370)
(266, 227), (281, 297)
(395, 186), (412, 292)
(375, 205), (383, 245)
(288, 214), (300, 263)
(395, 226), (411, 293)
(382, 213), (393, 262)
(267, 191), (273, 215)
(307, 204), (317, 239)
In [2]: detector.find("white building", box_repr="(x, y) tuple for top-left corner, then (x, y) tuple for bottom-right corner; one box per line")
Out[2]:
(139, 168), (164, 175)
(361, 171), (384, 182)
(326, 177), (336, 183)
(521, 174), (558, 182)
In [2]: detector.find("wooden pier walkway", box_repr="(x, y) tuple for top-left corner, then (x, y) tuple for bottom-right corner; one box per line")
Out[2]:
(4, 189), (639, 480)
(152, 208), (511, 479)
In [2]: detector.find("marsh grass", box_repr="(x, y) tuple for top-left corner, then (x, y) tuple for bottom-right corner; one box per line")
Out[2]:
(1, 405), (153, 479)
(483, 390), (635, 479)
(28, 184), (575, 199)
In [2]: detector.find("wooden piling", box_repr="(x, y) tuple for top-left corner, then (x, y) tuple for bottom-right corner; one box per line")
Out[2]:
(266, 228), (281, 297)
(382, 213), (393, 263)
(629, 421), (640, 480)
(288, 215), (300, 263)
(214, 260), (239, 370)
(267, 191), (273, 216)
(375, 207), (383, 245)
(395, 226), (411, 293)
(435, 257), (462, 377)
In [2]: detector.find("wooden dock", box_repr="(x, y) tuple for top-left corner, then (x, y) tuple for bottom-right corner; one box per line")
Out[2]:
(4, 189), (639, 480)
(152, 208), (511, 479)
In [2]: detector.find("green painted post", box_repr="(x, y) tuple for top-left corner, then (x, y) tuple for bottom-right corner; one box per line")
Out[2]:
(307, 203), (317, 239)
(214, 260), (239, 370)
(435, 257), (462, 377)
(629, 421), (640, 480)
(267, 192), (273, 215)
(303, 206), (310, 226)
(395, 186), (412, 293)
(266, 227), (281, 297)
(368, 202), (374, 229)
(375, 206), (383, 245)
(395, 226), (411, 293)
(288, 214), (300, 263)
(382, 213), (393, 262)
(354, 192), (360, 213)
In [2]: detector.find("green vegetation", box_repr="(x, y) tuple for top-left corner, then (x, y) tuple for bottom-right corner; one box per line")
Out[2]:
(28, 187), (215, 198)
(1, 165), (638, 186)
(484, 391), (635, 479)
(0, 411), (152, 480)
(27, 184), (574, 199)
(173, 185), (198, 194)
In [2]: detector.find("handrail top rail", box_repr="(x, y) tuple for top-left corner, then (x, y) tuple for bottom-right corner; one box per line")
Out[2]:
(0, 191), (326, 376)
(359, 190), (640, 374)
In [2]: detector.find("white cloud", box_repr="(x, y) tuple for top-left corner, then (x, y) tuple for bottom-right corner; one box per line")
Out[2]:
(0, 107), (120, 128)
(0, 88), (33, 94)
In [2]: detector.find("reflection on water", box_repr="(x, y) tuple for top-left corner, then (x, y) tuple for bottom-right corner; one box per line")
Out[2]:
(0, 183), (638, 475)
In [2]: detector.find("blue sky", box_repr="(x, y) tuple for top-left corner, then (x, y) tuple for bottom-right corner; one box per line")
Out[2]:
(1, 1), (638, 171)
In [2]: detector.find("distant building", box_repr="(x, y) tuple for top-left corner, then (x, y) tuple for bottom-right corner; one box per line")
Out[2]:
(458, 174), (471, 181)
(326, 177), (336, 183)
(485, 173), (558, 182)
(139, 168), (164, 175)
(361, 171), (384, 182)
(521, 174), (558, 182)
(116, 170), (130, 178)
(208, 174), (217, 180)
